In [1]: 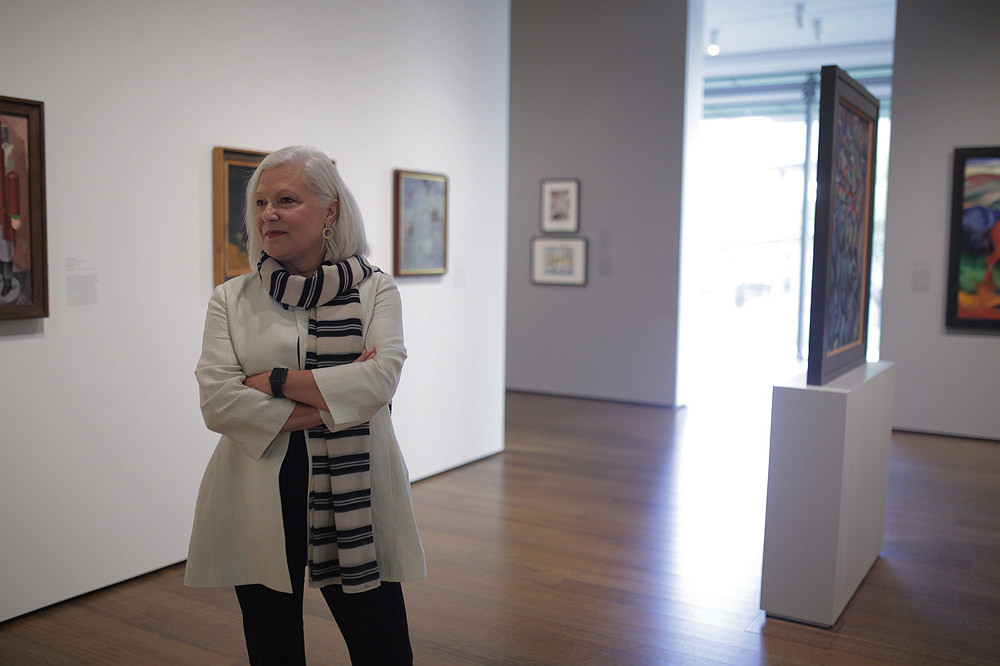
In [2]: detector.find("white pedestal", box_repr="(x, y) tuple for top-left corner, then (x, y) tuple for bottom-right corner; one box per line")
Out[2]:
(760, 361), (895, 627)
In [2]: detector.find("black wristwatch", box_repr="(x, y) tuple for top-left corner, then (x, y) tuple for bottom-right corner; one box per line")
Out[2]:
(269, 367), (289, 398)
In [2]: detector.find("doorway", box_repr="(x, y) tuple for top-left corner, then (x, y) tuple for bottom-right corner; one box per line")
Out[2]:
(678, 0), (895, 410)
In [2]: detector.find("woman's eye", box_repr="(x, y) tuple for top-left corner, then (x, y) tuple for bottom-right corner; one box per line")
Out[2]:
(279, 197), (296, 205)
(255, 199), (266, 207)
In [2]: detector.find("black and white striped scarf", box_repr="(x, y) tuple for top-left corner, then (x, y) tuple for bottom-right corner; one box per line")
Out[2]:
(257, 251), (381, 594)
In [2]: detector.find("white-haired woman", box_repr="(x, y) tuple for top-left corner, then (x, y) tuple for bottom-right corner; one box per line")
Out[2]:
(186, 146), (425, 665)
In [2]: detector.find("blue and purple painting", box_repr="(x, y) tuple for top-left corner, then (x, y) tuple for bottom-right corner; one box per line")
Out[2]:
(825, 101), (872, 356)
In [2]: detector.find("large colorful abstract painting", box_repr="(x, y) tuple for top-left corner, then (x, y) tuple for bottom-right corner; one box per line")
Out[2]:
(946, 147), (1000, 330)
(807, 66), (879, 385)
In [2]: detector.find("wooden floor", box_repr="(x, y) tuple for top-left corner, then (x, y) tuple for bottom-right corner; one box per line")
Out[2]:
(2, 391), (999, 664)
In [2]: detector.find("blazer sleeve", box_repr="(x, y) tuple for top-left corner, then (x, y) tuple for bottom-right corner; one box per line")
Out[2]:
(315, 273), (407, 432)
(195, 284), (294, 459)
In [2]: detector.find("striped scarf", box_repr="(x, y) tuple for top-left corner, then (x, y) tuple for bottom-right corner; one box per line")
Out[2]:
(257, 252), (381, 593)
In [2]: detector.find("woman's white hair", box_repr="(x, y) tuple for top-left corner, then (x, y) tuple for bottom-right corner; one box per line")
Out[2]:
(244, 145), (371, 268)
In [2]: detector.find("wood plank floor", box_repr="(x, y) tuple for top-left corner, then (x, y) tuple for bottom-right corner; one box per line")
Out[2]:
(1, 391), (999, 664)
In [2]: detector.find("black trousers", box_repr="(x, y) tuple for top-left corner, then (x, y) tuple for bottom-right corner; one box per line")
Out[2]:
(235, 432), (413, 665)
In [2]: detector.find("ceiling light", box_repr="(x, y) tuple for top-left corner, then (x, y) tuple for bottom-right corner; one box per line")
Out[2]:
(707, 28), (720, 57)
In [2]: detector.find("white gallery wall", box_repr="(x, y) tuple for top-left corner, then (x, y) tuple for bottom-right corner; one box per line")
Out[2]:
(0, 0), (509, 622)
(880, 0), (1000, 439)
(506, 0), (689, 406)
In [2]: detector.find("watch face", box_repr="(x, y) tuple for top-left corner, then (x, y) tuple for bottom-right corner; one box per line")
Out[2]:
(270, 368), (288, 397)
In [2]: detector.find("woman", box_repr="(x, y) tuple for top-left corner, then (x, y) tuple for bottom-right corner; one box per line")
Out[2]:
(186, 145), (426, 665)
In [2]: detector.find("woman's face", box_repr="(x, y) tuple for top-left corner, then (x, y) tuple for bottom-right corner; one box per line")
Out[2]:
(254, 164), (338, 277)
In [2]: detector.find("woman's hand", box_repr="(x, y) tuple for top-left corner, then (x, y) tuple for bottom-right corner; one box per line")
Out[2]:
(354, 348), (377, 363)
(243, 372), (273, 395)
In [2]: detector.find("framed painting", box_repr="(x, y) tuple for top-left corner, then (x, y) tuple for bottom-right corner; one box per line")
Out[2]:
(393, 169), (447, 276)
(213, 147), (265, 285)
(540, 178), (580, 233)
(531, 236), (588, 286)
(945, 146), (1000, 330)
(807, 66), (879, 385)
(0, 95), (47, 320)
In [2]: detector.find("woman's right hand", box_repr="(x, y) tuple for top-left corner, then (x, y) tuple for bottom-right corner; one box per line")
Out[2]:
(354, 348), (377, 363)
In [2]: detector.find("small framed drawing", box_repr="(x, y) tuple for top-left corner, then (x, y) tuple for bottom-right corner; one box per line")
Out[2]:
(0, 95), (48, 320)
(945, 146), (1000, 330)
(393, 169), (448, 276)
(213, 146), (265, 285)
(540, 178), (579, 233)
(531, 236), (588, 286)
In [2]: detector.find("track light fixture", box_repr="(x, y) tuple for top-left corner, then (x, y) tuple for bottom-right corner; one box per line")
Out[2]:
(707, 28), (720, 57)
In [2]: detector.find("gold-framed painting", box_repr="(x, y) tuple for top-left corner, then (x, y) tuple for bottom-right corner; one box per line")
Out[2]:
(212, 146), (265, 285)
(393, 169), (448, 276)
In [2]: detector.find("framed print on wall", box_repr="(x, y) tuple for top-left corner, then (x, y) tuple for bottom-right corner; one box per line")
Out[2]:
(807, 66), (879, 385)
(945, 146), (1000, 331)
(0, 95), (47, 320)
(531, 236), (588, 286)
(213, 146), (265, 285)
(393, 169), (447, 276)
(540, 178), (579, 233)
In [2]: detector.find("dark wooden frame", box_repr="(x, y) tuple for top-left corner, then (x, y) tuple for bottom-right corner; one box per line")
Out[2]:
(945, 146), (1000, 331)
(540, 178), (580, 233)
(530, 236), (588, 286)
(393, 169), (448, 276)
(0, 95), (47, 320)
(807, 66), (879, 385)
(213, 147), (266, 285)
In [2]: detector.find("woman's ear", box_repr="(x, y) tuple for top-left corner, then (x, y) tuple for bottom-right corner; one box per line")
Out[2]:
(327, 198), (340, 223)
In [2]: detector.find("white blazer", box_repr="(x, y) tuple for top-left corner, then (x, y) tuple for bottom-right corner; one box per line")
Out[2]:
(185, 270), (426, 593)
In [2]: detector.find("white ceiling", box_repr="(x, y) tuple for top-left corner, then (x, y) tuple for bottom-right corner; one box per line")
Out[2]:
(703, 0), (896, 78)
(701, 0), (896, 116)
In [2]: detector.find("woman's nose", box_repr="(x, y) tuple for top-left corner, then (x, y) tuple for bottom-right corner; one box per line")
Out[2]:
(261, 202), (278, 219)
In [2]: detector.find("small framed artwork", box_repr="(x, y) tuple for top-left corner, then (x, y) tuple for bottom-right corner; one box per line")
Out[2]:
(807, 66), (879, 385)
(540, 178), (579, 233)
(0, 95), (48, 320)
(945, 146), (1000, 331)
(393, 169), (447, 276)
(531, 236), (588, 286)
(213, 146), (265, 285)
